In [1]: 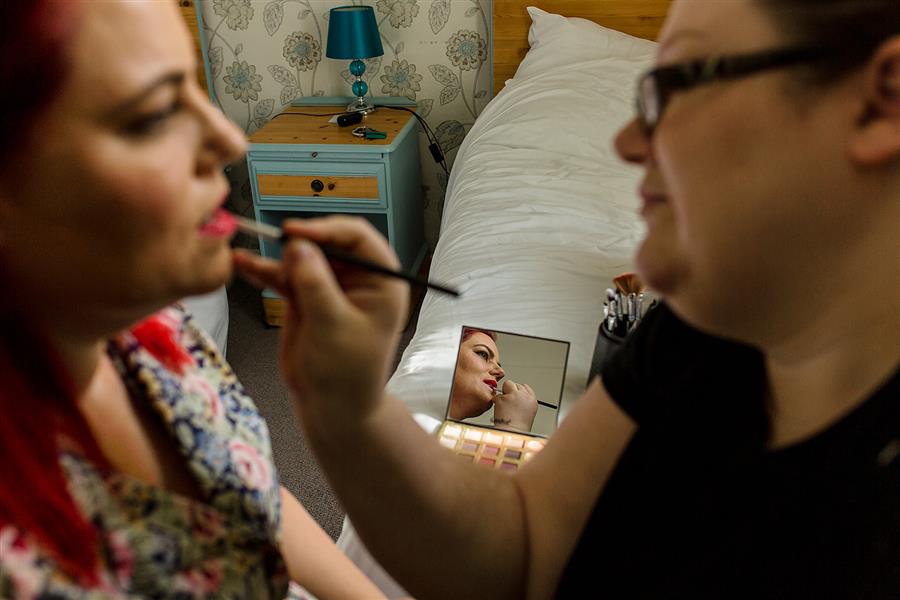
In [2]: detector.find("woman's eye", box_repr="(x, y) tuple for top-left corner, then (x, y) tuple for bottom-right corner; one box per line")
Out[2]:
(124, 101), (182, 136)
(476, 350), (489, 360)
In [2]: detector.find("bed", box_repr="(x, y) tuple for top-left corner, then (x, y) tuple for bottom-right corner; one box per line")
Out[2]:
(337, 1), (671, 595)
(182, 287), (230, 356)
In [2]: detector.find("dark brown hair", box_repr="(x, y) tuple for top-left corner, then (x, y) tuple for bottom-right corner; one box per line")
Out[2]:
(759, 0), (900, 84)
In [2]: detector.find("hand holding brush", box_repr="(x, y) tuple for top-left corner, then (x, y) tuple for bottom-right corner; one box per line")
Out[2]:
(231, 215), (412, 417)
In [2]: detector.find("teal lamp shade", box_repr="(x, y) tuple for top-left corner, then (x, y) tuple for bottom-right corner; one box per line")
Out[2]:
(326, 5), (384, 60)
(326, 5), (384, 112)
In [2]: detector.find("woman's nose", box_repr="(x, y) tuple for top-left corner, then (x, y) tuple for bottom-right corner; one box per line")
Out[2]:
(614, 117), (651, 165)
(194, 86), (247, 173)
(491, 364), (505, 379)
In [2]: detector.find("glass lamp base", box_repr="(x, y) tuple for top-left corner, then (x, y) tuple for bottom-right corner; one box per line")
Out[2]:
(346, 97), (376, 114)
(346, 60), (376, 114)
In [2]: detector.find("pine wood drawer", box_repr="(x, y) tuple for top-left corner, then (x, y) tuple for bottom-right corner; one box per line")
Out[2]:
(250, 160), (387, 209)
(256, 173), (379, 200)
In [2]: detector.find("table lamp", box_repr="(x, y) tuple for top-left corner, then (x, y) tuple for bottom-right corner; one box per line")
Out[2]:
(326, 5), (384, 114)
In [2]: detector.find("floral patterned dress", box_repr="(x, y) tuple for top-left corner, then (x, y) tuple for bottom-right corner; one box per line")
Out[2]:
(0, 306), (301, 599)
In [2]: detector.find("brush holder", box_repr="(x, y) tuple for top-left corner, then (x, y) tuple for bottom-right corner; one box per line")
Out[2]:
(585, 322), (624, 386)
(587, 298), (658, 385)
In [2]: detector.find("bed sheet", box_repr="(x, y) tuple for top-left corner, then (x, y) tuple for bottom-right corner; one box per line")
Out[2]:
(182, 286), (230, 357)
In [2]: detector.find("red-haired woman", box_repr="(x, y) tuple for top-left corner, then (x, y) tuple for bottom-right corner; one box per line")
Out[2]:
(448, 327), (538, 431)
(0, 2), (383, 597)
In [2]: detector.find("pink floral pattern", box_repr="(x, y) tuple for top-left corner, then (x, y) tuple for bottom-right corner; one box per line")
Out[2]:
(229, 439), (272, 491)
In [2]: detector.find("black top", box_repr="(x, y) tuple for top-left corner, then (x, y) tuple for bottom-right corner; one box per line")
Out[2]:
(557, 303), (899, 599)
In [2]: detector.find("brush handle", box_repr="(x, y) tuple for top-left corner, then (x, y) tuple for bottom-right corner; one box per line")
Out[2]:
(234, 214), (460, 297)
(311, 241), (460, 297)
(494, 395), (558, 410)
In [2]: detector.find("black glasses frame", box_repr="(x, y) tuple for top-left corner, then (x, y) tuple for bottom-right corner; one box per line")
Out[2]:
(636, 46), (836, 136)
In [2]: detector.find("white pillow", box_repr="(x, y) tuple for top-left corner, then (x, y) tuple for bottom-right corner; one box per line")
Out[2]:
(513, 6), (657, 82)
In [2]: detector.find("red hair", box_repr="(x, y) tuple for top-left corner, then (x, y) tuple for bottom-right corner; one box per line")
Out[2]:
(462, 327), (497, 342)
(0, 0), (109, 586)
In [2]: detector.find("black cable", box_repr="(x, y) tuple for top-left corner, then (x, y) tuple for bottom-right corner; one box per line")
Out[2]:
(272, 111), (348, 118)
(376, 105), (451, 178)
(384, 106), (448, 175)
(395, 106), (451, 178)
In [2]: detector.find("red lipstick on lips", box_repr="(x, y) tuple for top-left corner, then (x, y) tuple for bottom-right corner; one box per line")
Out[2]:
(198, 208), (238, 237)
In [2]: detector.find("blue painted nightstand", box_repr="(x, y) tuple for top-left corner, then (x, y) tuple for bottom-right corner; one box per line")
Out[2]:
(245, 101), (426, 326)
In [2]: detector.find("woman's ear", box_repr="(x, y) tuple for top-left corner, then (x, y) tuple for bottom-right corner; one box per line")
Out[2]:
(849, 36), (900, 166)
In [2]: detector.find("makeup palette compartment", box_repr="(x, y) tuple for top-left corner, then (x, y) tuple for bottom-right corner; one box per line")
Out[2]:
(434, 326), (569, 470)
(436, 421), (546, 472)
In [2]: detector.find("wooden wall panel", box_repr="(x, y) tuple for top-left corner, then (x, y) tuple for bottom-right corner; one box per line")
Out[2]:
(177, 0), (208, 93)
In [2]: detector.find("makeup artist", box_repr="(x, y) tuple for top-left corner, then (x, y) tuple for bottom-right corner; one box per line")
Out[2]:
(448, 327), (539, 432)
(0, 1), (386, 597)
(238, 0), (900, 597)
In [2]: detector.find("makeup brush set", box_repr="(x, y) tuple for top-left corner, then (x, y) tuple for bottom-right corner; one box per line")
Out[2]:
(587, 273), (656, 382)
(601, 272), (656, 340)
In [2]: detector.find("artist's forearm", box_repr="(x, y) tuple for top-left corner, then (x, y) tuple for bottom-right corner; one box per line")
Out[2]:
(303, 395), (528, 600)
(278, 486), (386, 598)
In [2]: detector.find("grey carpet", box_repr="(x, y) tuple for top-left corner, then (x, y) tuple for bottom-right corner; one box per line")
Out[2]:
(224, 276), (421, 540)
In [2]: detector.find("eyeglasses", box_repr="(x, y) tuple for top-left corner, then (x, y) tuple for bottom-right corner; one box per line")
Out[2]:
(636, 45), (836, 136)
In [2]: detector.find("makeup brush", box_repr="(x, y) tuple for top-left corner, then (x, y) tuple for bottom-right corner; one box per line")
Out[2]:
(232, 214), (460, 297)
(612, 272), (645, 295)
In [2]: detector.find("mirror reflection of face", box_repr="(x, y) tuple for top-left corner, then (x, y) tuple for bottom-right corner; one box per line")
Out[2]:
(449, 331), (505, 420)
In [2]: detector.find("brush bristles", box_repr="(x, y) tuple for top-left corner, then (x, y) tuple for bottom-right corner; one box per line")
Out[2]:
(613, 272), (645, 295)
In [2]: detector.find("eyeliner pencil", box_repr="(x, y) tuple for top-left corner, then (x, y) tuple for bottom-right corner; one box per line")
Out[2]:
(233, 215), (460, 297)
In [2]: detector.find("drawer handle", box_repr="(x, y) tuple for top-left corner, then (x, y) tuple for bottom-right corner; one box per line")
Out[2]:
(311, 179), (324, 193)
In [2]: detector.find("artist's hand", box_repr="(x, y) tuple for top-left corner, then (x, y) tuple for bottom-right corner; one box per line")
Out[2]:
(492, 380), (538, 432)
(232, 216), (408, 425)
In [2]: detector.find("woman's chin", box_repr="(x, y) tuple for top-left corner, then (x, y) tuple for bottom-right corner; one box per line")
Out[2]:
(178, 253), (233, 299)
(634, 240), (683, 296)
(470, 400), (494, 419)
(208, 247), (235, 280)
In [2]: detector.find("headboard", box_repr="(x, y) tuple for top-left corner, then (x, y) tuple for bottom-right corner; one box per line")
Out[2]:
(492, 0), (673, 95)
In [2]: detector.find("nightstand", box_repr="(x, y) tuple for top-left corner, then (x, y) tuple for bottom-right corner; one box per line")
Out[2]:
(245, 103), (426, 326)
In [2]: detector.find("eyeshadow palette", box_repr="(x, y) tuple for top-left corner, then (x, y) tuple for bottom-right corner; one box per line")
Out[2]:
(436, 421), (546, 472)
(434, 326), (568, 470)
